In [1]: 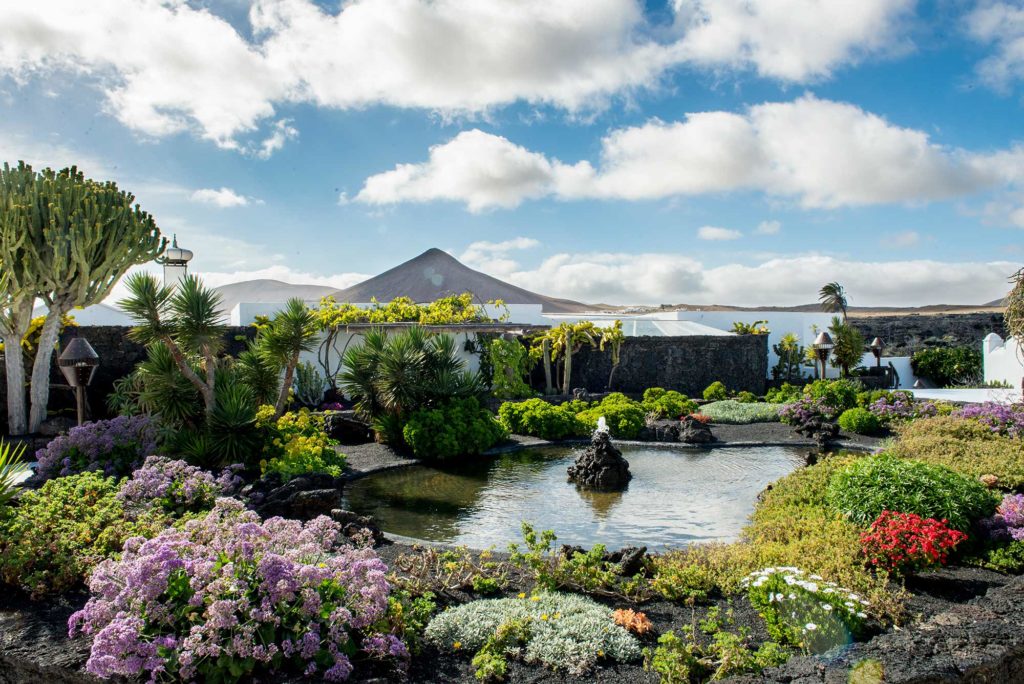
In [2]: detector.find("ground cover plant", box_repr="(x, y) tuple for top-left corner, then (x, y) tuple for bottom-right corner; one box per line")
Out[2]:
(35, 414), (159, 479)
(69, 498), (403, 682)
(953, 402), (1024, 438)
(889, 416), (1024, 488)
(860, 511), (967, 575)
(700, 400), (783, 424)
(424, 592), (642, 678)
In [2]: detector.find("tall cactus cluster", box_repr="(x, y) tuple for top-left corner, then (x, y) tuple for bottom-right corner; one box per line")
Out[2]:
(0, 161), (165, 434)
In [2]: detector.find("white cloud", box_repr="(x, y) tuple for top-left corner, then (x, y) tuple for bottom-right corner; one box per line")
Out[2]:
(189, 187), (257, 208)
(755, 220), (781, 234)
(491, 252), (1018, 306)
(967, 2), (1024, 91)
(0, 0), (915, 150)
(673, 0), (915, 81)
(357, 95), (1011, 211)
(697, 225), (742, 240)
(256, 119), (299, 159)
(459, 237), (541, 278)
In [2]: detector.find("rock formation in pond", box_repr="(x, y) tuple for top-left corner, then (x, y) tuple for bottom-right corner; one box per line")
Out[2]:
(679, 415), (715, 444)
(795, 416), (839, 448)
(567, 428), (632, 490)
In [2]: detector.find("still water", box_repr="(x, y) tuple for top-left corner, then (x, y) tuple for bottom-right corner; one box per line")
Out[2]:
(344, 445), (812, 550)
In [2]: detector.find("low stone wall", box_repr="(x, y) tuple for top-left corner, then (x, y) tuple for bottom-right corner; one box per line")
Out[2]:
(539, 334), (768, 396)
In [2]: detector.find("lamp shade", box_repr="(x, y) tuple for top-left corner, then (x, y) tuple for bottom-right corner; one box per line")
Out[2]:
(870, 337), (884, 350)
(58, 337), (100, 388)
(812, 331), (834, 350)
(161, 235), (194, 265)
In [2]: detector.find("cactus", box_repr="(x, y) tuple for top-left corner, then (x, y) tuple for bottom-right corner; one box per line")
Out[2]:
(0, 162), (165, 433)
(293, 361), (325, 408)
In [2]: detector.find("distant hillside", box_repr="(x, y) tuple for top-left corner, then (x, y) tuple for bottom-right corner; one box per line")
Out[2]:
(619, 302), (1007, 316)
(213, 280), (338, 314)
(330, 248), (595, 314)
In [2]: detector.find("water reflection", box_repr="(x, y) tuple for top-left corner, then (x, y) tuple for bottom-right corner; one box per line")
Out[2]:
(344, 445), (811, 550)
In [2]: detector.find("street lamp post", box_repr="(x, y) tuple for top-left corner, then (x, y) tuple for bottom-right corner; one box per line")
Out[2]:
(812, 331), (834, 380)
(869, 337), (884, 367)
(58, 337), (100, 426)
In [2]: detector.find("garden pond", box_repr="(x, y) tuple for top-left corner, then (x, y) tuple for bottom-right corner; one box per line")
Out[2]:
(344, 444), (838, 549)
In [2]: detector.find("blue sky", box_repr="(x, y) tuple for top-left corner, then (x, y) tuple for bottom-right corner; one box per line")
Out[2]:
(1, 0), (1023, 306)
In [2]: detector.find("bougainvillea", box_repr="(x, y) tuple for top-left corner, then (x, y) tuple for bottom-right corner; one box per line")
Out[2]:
(117, 456), (238, 516)
(953, 402), (1024, 439)
(36, 415), (159, 479)
(860, 511), (967, 575)
(743, 567), (869, 654)
(69, 498), (402, 682)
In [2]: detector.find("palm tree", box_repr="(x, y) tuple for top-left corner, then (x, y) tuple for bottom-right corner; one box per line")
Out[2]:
(260, 298), (320, 416)
(819, 282), (849, 321)
(120, 273), (226, 414)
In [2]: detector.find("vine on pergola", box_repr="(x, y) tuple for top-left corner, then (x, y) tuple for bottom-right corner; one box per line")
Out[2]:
(1006, 267), (1024, 364)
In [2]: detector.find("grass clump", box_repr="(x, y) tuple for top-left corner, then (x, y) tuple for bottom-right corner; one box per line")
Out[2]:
(825, 453), (996, 532)
(888, 416), (1024, 488)
(700, 400), (783, 424)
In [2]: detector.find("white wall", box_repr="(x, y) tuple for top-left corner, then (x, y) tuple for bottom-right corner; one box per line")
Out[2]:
(820, 353), (918, 389)
(984, 333), (1024, 389)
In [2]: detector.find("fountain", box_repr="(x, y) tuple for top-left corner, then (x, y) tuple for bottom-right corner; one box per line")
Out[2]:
(566, 417), (632, 491)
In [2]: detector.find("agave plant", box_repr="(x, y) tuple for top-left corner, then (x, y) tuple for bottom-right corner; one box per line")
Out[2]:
(0, 441), (29, 509)
(293, 361), (326, 408)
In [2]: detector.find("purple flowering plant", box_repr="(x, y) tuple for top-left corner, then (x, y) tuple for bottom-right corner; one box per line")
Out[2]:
(979, 494), (1024, 543)
(69, 498), (405, 682)
(869, 393), (939, 425)
(36, 415), (159, 480)
(779, 396), (836, 426)
(117, 456), (241, 516)
(952, 402), (1024, 439)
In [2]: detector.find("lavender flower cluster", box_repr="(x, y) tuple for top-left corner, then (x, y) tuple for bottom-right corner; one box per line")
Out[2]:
(979, 494), (1024, 542)
(36, 415), (159, 479)
(117, 456), (237, 516)
(779, 396), (835, 426)
(952, 402), (1024, 438)
(869, 393), (938, 424)
(69, 498), (404, 682)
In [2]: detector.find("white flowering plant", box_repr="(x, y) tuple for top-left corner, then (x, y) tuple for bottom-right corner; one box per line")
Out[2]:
(424, 591), (641, 676)
(742, 567), (870, 654)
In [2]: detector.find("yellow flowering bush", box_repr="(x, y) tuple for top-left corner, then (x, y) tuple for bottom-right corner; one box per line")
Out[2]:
(256, 406), (346, 480)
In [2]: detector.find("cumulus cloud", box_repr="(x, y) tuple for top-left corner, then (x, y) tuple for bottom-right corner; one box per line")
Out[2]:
(357, 95), (1013, 211)
(967, 1), (1024, 91)
(460, 237), (540, 276)
(697, 226), (742, 240)
(189, 187), (257, 208)
(755, 220), (781, 235)
(0, 0), (915, 150)
(880, 230), (921, 248)
(493, 252), (1018, 307)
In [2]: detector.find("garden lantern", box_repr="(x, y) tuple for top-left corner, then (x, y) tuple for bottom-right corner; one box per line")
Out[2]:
(58, 337), (100, 426)
(158, 234), (194, 287)
(812, 331), (834, 380)
(870, 337), (884, 367)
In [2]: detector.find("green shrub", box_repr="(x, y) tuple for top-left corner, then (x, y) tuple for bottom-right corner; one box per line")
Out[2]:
(425, 592), (641, 676)
(889, 417), (1024, 489)
(0, 472), (167, 597)
(825, 454), (996, 531)
(700, 400), (783, 424)
(837, 407), (882, 435)
(576, 396), (646, 439)
(979, 541), (1024, 574)
(911, 346), (982, 387)
(403, 397), (508, 459)
(257, 407), (346, 479)
(641, 388), (697, 418)
(703, 381), (729, 402)
(765, 382), (802, 404)
(802, 379), (861, 413)
(734, 391), (758, 403)
(497, 399), (585, 440)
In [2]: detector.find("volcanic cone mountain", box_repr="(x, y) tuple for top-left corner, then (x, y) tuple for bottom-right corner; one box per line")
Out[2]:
(330, 248), (594, 313)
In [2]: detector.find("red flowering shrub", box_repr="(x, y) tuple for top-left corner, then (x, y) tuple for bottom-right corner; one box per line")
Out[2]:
(688, 413), (712, 425)
(860, 510), (967, 574)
